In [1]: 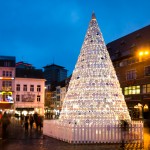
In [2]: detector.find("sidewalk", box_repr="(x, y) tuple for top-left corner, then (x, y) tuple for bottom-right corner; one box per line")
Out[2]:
(0, 117), (43, 140)
(0, 117), (147, 150)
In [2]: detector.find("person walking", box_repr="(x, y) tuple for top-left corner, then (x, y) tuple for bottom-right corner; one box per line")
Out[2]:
(37, 115), (43, 131)
(24, 115), (29, 132)
(0, 111), (2, 125)
(29, 115), (34, 130)
(1, 112), (10, 138)
(33, 112), (38, 130)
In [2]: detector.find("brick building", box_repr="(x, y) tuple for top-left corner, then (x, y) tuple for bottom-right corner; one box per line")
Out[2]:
(107, 25), (150, 119)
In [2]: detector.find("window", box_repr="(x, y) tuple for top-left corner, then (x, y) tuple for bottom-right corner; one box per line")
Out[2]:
(30, 85), (34, 92)
(4, 61), (10, 67)
(2, 81), (12, 87)
(145, 66), (150, 76)
(16, 84), (20, 91)
(124, 86), (140, 95)
(56, 89), (60, 94)
(143, 84), (150, 94)
(2, 81), (12, 91)
(6, 71), (9, 77)
(2, 71), (12, 77)
(16, 95), (20, 101)
(2, 71), (5, 76)
(23, 85), (27, 91)
(9, 71), (12, 77)
(37, 85), (41, 92)
(37, 95), (40, 102)
(126, 70), (136, 80)
(57, 96), (60, 101)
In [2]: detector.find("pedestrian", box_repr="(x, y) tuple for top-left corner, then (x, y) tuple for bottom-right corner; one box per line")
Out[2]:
(29, 115), (34, 130)
(1, 112), (10, 138)
(20, 114), (24, 126)
(0, 111), (2, 125)
(33, 112), (38, 130)
(24, 116), (29, 132)
(37, 115), (43, 131)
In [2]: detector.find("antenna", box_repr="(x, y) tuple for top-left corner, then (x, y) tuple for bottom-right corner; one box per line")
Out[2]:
(52, 57), (55, 64)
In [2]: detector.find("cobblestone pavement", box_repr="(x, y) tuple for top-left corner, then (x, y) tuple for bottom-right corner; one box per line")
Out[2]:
(0, 118), (149, 150)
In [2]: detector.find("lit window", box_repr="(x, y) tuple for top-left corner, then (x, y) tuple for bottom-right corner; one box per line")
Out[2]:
(142, 84), (150, 94)
(124, 85), (140, 95)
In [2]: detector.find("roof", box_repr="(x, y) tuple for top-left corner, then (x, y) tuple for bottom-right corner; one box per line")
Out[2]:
(107, 25), (150, 58)
(16, 68), (44, 79)
(16, 61), (32, 67)
(43, 63), (65, 69)
(0, 56), (16, 61)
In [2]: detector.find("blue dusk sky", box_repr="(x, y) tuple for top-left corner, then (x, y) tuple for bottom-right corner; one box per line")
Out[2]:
(0, 0), (150, 75)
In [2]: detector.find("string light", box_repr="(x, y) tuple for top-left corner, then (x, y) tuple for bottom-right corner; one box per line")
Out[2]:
(59, 13), (131, 125)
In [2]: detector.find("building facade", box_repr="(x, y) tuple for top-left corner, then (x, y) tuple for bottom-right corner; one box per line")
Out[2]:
(14, 66), (45, 116)
(43, 64), (67, 86)
(14, 78), (45, 116)
(44, 76), (71, 118)
(107, 25), (150, 119)
(0, 56), (16, 111)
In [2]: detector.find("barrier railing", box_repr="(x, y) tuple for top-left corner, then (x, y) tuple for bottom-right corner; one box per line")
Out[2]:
(43, 120), (143, 144)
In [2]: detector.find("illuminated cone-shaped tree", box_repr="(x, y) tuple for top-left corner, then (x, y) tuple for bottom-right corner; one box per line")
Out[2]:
(59, 13), (131, 125)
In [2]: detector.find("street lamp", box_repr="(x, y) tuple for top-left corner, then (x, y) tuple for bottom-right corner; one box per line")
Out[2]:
(138, 49), (149, 62)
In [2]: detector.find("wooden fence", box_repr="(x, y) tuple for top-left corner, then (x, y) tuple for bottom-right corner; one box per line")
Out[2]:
(43, 120), (143, 144)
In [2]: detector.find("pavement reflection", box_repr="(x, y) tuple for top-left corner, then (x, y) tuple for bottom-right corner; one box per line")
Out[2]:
(1, 118), (150, 150)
